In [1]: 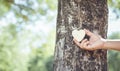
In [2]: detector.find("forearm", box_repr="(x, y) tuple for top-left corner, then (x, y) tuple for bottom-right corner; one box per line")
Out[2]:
(103, 39), (120, 51)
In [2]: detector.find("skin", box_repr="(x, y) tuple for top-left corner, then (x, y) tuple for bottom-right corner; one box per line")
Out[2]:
(73, 29), (120, 51)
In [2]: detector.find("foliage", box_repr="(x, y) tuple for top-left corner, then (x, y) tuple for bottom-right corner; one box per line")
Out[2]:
(108, 0), (120, 9)
(108, 0), (120, 18)
(0, 0), (13, 16)
(0, 24), (29, 71)
(0, 0), (57, 71)
(28, 30), (55, 71)
(0, 0), (57, 22)
(108, 32), (120, 71)
(0, 23), (55, 71)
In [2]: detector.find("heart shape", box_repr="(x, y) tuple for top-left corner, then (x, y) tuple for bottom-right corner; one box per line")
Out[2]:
(72, 30), (85, 42)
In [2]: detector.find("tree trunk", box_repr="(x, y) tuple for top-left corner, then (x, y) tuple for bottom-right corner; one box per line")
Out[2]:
(54, 0), (108, 71)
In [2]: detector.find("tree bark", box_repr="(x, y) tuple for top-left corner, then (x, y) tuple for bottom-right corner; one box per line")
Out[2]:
(54, 0), (108, 71)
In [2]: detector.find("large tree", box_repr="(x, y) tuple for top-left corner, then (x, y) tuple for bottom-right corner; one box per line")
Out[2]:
(54, 0), (108, 71)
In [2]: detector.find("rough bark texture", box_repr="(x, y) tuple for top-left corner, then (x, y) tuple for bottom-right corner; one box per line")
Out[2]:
(54, 0), (108, 71)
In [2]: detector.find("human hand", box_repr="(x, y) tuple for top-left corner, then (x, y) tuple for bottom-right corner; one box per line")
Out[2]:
(73, 29), (105, 51)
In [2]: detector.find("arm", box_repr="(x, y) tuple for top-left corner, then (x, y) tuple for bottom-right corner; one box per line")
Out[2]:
(103, 40), (120, 51)
(73, 29), (120, 51)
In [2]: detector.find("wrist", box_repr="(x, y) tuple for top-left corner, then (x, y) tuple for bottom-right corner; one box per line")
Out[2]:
(101, 38), (107, 49)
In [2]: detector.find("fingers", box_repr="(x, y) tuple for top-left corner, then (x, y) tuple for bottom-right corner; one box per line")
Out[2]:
(83, 41), (89, 49)
(80, 39), (88, 49)
(74, 39), (89, 49)
(73, 38), (81, 47)
(84, 29), (93, 36)
(73, 38), (95, 51)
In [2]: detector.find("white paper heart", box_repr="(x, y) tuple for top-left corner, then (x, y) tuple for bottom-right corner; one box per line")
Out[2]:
(72, 30), (85, 42)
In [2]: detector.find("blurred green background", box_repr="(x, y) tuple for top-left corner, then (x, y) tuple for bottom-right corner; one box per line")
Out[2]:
(0, 0), (120, 71)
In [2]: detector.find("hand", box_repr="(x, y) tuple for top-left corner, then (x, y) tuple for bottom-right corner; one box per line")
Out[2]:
(73, 29), (105, 51)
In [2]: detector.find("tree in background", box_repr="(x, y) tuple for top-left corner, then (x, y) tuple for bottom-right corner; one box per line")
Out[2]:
(54, 0), (108, 71)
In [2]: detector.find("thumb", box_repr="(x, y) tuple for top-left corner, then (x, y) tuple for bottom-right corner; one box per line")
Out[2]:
(84, 29), (93, 37)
